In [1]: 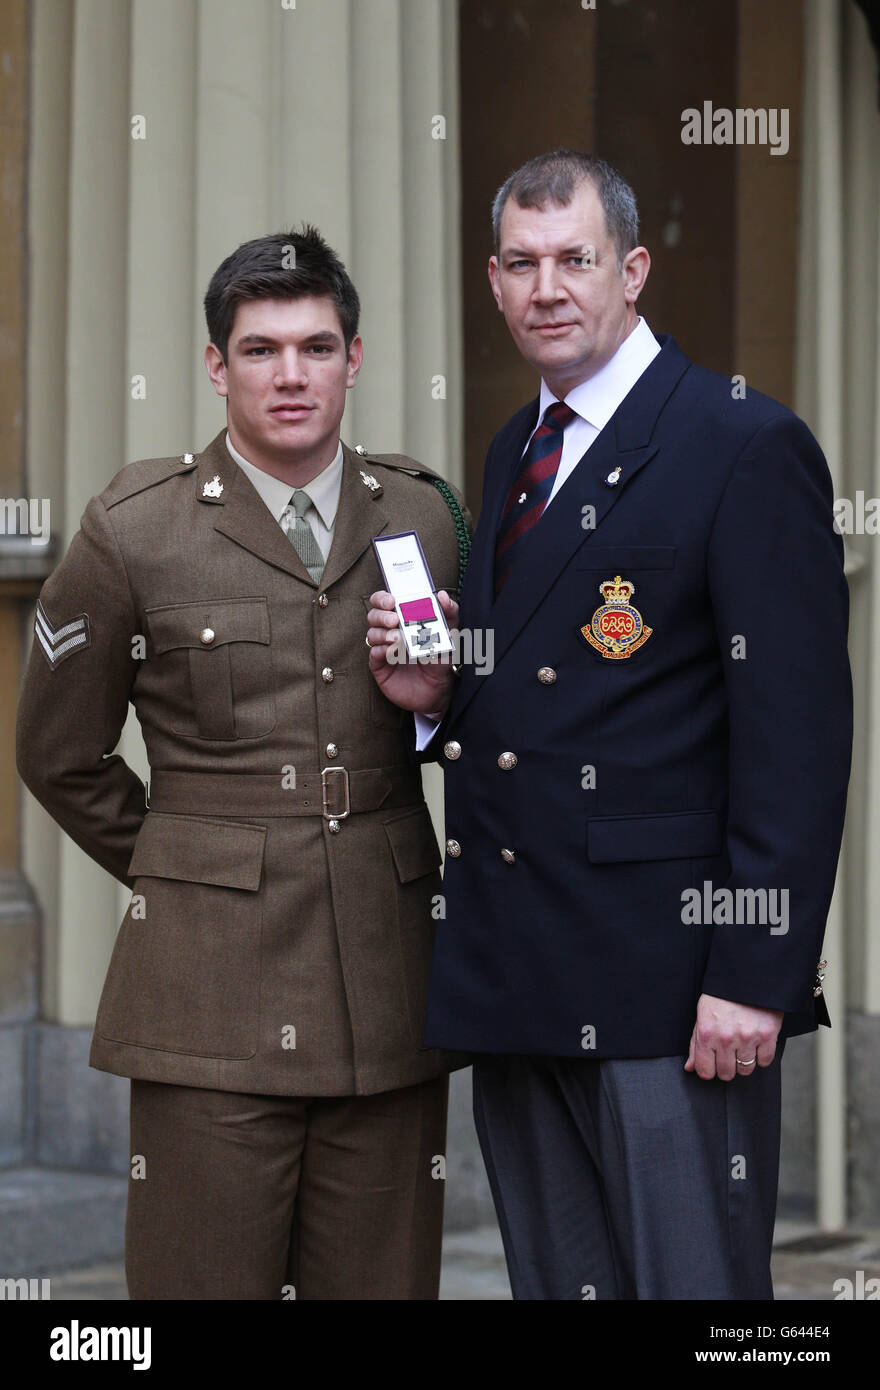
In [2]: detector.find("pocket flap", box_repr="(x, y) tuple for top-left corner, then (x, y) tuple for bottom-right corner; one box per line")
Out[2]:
(384, 807), (442, 883)
(145, 597), (270, 654)
(129, 812), (266, 890)
(587, 809), (722, 863)
(577, 546), (676, 570)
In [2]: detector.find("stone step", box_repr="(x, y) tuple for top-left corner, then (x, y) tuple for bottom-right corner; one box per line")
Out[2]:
(0, 1168), (126, 1280)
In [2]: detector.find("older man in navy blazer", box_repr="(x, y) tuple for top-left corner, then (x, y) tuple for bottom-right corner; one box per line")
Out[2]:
(367, 150), (852, 1300)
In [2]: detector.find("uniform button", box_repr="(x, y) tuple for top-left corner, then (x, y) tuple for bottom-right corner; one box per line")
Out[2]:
(444, 741), (462, 760)
(321, 667), (334, 683)
(537, 666), (557, 684)
(501, 848), (516, 864)
(497, 751), (518, 771)
(327, 818), (341, 833)
(326, 743), (339, 758)
(200, 627), (215, 645)
(317, 593), (328, 607)
(446, 839), (461, 858)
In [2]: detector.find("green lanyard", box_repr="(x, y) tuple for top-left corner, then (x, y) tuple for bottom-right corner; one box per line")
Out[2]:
(427, 476), (471, 603)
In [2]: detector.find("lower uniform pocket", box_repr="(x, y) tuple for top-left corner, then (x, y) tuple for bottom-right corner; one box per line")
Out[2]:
(95, 813), (266, 1059)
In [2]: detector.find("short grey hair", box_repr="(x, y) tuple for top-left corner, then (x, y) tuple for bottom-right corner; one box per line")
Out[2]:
(491, 150), (639, 269)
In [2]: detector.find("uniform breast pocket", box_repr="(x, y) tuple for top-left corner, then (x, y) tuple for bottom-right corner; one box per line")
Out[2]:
(145, 596), (276, 740)
(95, 812), (266, 1059)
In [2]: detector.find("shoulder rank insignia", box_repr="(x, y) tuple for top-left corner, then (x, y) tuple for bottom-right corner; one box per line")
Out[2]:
(580, 575), (652, 660)
(202, 475), (223, 498)
(359, 469), (383, 497)
(34, 600), (91, 669)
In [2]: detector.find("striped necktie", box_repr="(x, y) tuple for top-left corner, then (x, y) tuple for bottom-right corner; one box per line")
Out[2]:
(281, 489), (325, 583)
(494, 399), (576, 596)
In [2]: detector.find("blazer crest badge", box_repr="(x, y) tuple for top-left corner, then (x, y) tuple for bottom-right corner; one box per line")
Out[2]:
(580, 575), (653, 660)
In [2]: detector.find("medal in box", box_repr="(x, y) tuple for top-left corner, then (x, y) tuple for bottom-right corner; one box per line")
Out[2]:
(372, 530), (455, 659)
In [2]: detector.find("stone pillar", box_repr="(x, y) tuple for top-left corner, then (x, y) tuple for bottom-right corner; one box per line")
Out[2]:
(0, 0), (42, 1173)
(17, 0), (466, 1225)
(795, 0), (880, 1228)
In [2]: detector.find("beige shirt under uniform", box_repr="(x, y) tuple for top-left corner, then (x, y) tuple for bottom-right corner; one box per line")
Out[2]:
(225, 432), (342, 560)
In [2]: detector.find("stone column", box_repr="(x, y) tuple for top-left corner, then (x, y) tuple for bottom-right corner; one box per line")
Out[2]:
(0, 0), (41, 1174)
(20, 0), (464, 1190)
(795, 0), (880, 1229)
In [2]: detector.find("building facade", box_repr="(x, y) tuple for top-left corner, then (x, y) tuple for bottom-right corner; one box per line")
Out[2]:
(1, 0), (878, 1273)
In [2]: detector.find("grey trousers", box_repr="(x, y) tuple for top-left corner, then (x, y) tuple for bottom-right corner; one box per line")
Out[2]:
(472, 1046), (785, 1300)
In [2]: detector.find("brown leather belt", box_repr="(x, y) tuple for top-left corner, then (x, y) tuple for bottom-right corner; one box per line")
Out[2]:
(146, 766), (422, 819)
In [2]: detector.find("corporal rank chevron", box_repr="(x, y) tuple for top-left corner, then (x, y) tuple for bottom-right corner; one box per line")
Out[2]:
(34, 599), (91, 669)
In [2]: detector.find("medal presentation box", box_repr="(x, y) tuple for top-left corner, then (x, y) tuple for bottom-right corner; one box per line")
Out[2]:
(372, 530), (455, 659)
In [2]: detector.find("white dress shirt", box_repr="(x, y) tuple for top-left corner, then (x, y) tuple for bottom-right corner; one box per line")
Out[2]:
(526, 315), (661, 506)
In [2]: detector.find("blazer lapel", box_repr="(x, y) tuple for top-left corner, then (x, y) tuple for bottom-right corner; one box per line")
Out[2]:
(458, 403), (539, 625)
(452, 335), (691, 724)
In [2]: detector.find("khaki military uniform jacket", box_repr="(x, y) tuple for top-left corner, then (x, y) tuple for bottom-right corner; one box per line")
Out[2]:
(16, 429), (470, 1096)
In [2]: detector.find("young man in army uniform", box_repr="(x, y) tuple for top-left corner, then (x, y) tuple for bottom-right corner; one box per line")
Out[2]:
(16, 226), (469, 1300)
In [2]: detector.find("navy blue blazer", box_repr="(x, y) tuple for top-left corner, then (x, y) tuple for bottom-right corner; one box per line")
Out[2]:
(423, 334), (852, 1058)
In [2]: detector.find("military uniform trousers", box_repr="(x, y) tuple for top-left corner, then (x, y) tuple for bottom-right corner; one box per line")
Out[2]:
(472, 1044), (785, 1300)
(126, 1071), (449, 1300)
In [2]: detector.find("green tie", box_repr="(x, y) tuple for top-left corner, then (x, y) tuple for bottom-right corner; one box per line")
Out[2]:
(282, 489), (324, 583)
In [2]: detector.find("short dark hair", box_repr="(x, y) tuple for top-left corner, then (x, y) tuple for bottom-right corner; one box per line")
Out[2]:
(204, 224), (360, 361)
(491, 150), (639, 268)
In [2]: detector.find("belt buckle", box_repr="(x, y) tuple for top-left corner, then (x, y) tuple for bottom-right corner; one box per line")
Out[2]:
(321, 765), (351, 820)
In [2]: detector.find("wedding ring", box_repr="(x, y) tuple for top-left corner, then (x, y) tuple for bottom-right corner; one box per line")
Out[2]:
(735, 1055), (756, 1066)
(365, 636), (371, 648)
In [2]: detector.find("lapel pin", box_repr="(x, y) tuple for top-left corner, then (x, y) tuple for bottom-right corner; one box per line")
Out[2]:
(202, 475), (224, 498)
(518, 492), (527, 504)
(355, 444), (368, 456)
(359, 469), (383, 496)
(182, 453), (194, 464)
(605, 466), (622, 487)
